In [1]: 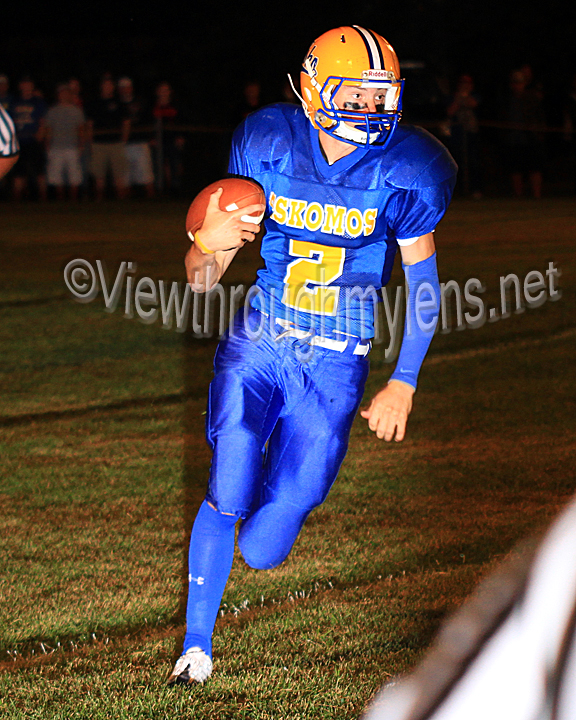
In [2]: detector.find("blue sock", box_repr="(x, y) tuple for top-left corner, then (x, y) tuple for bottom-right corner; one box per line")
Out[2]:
(183, 500), (238, 659)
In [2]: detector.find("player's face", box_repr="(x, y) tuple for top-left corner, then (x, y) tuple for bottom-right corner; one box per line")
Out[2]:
(332, 85), (387, 115)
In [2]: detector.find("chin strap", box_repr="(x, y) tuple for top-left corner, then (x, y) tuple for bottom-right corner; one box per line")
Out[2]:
(330, 118), (380, 145)
(287, 73), (306, 106)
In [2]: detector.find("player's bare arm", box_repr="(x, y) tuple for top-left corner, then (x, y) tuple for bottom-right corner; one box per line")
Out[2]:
(361, 232), (436, 442)
(185, 187), (265, 292)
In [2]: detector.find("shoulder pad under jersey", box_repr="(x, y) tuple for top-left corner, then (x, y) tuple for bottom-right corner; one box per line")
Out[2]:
(381, 125), (458, 190)
(238, 103), (307, 172)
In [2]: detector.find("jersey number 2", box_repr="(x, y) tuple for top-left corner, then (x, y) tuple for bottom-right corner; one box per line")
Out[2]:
(282, 240), (345, 316)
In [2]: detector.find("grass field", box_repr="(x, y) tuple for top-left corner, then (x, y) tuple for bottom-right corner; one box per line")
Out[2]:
(0, 197), (575, 719)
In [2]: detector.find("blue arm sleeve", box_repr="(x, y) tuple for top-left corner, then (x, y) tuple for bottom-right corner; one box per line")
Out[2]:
(389, 252), (440, 390)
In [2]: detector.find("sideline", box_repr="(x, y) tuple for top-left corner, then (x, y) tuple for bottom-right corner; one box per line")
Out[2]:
(426, 325), (576, 366)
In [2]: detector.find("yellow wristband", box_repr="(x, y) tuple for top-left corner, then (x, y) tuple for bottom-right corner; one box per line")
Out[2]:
(192, 232), (216, 255)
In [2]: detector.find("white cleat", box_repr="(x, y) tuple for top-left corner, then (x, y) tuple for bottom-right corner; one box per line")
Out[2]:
(167, 647), (213, 685)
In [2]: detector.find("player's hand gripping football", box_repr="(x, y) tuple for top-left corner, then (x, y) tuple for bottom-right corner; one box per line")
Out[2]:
(195, 187), (265, 253)
(361, 380), (415, 441)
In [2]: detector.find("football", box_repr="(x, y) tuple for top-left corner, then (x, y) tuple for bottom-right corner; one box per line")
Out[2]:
(185, 177), (266, 238)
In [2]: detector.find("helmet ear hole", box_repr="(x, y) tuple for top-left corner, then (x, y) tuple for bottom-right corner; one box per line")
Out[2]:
(315, 109), (335, 129)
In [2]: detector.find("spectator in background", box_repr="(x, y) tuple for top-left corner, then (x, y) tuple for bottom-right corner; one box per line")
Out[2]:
(446, 74), (482, 198)
(68, 77), (83, 109)
(152, 80), (185, 196)
(11, 76), (48, 201)
(85, 76), (130, 201)
(68, 77), (90, 196)
(502, 69), (546, 199)
(0, 103), (19, 179)
(233, 79), (263, 126)
(281, 78), (298, 105)
(0, 74), (14, 112)
(519, 62), (544, 101)
(118, 77), (155, 198)
(563, 73), (576, 193)
(243, 80), (262, 113)
(45, 83), (85, 200)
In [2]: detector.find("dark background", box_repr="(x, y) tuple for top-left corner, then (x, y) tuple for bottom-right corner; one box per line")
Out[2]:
(3, 1), (576, 196)
(3, 1), (575, 119)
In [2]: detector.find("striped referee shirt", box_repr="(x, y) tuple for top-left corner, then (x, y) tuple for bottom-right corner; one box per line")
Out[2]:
(0, 104), (19, 157)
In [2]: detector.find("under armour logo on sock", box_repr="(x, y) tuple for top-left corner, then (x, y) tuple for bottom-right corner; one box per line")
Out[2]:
(189, 574), (205, 585)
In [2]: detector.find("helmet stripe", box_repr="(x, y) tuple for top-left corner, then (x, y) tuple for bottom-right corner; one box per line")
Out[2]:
(364, 27), (386, 69)
(352, 25), (384, 70)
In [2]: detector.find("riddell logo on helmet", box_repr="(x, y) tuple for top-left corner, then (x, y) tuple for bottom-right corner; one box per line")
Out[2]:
(362, 70), (395, 82)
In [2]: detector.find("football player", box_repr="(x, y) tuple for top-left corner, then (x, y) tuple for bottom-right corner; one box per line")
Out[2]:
(168, 25), (457, 685)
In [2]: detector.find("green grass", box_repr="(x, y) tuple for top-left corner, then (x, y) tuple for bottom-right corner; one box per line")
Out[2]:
(0, 198), (575, 718)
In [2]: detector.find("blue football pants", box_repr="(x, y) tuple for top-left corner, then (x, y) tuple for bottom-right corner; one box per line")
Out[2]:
(184, 308), (369, 656)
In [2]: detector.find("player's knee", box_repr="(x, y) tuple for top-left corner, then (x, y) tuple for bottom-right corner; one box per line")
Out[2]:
(206, 500), (237, 518)
(237, 501), (311, 570)
(196, 498), (241, 532)
(238, 539), (288, 570)
(238, 519), (294, 570)
(301, 488), (330, 510)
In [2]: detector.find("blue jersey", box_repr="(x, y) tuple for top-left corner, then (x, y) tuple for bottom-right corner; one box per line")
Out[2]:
(10, 95), (47, 143)
(229, 103), (456, 339)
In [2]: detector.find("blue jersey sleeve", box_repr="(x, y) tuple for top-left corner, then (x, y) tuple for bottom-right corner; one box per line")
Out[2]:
(228, 105), (298, 178)
(390, 176), (455, 240)
(228, 123), (249, 176)
(381, 126), (457, 240)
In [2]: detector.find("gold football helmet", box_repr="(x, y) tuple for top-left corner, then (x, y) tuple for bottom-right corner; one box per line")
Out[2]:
(298, 25), (404, 148)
